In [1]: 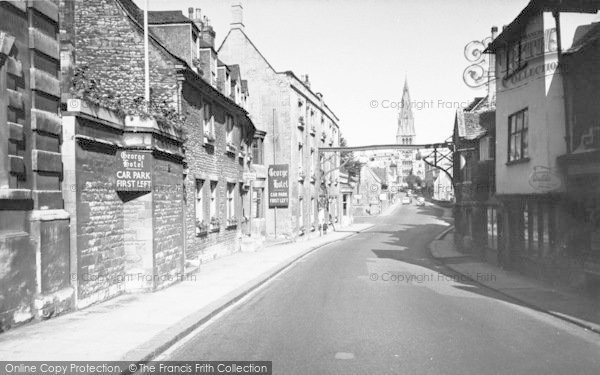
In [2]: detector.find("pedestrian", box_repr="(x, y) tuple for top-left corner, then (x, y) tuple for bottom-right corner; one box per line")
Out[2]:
(329, 213), (336, 232)
(318, 207), (325, 235)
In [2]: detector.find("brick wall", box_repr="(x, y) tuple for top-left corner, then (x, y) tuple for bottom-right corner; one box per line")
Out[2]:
(181, 82), (244, 265)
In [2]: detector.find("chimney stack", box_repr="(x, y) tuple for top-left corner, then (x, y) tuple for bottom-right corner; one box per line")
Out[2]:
(231, 0), (244, 30)
(303, 74), (310, 88)
(189, 8), (205, 35)
(200, 19), (216, 48)
(487, 26), (497, 105)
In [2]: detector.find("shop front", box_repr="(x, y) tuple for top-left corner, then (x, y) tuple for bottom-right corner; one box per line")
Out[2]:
(558, 150), (600, 284)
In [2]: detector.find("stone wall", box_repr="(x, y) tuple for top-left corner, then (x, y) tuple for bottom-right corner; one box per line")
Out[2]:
(0, 0), (71, 332)
(75, 137), (125, 306)
(153, 155), (184, 289)
(72, 0), (179, 106)
(181, 81), (245, 267)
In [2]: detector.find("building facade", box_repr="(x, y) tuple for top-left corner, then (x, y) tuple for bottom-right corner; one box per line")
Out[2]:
(558, 20), (600, 281)
(218, 1), (342, 239)
(146, 7), (256, 267)
(0, 0), (71, 331)
(0, 0), (259, 332)
(487, 0), (600, 285)
(453, 96), (498, 264)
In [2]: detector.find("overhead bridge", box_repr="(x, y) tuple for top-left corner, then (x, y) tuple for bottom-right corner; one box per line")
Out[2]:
(318, 142), (453, 153)
(318, 142), (454, 182)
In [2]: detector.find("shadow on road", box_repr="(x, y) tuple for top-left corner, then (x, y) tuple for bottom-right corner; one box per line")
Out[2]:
(362, 204), (584, 317)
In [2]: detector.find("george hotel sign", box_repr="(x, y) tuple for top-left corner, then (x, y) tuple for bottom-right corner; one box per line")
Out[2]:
(116, 150), (152, 191)
(268, 164), (289, 208)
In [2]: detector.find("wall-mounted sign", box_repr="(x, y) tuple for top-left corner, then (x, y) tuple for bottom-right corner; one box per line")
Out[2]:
(243, 171), (257, 181)
(268, 164), (289, 208)
(116, 151), (152, 191)
(528, 166), (562, 193)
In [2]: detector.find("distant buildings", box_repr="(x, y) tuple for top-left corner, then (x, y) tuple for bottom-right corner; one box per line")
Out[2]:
(354, 165), (389, 216)
(363, 78), (424, 194)
(396, 79), (424, 185)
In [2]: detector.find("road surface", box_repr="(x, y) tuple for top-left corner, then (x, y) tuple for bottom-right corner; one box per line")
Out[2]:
(161, 203), (600, 375)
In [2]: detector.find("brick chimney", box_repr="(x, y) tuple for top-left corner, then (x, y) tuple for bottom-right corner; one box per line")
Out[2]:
(231, 0), (244, 30)
(487, 26), (498, 105)
(200, 18), (216, 48)
(189, 8), (214, 48)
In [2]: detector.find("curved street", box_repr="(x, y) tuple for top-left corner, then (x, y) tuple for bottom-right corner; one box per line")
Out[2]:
(160, 203), (600, 375)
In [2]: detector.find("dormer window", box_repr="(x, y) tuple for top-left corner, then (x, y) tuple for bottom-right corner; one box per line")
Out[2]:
(505, 39), (526, 78)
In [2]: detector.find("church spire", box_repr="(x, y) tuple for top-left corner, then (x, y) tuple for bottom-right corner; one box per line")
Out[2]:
(396, 77), (415, 144)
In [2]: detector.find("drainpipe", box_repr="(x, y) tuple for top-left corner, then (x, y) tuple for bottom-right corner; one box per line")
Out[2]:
(553, 10), (571, 154)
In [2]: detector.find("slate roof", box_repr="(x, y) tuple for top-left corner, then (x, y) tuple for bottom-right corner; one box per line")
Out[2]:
(455, 95), (497, 140)
(487, 0), (600, 53)
(567, 22), (600, 54)
(371, 167), (388, 186)
(148, 11), (191, 24)
(229, 64), (241, 81)
(147, 10), (213, 49)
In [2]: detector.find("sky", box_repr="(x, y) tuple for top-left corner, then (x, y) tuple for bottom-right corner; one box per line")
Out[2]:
(135, 0), (531, 146)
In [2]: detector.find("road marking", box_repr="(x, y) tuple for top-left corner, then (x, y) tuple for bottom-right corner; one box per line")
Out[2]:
(334, 352), (355, 360)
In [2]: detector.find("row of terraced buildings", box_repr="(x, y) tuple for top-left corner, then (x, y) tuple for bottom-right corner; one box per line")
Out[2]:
(0, 0), (351, 332)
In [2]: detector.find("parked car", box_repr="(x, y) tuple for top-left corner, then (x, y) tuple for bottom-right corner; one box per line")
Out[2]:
(416, 197), (425, 206)
(402, 196), (411, 205)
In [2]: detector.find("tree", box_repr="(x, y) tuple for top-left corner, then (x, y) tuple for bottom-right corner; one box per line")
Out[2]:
(404, 172), (423, 190)
(340, 135), (361, 178)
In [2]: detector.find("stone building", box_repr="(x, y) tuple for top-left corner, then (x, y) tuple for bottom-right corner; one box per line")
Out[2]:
(354, 166), (389, 216)
(452, 97), (498, 264)
(3, 0), (258, 331)
(145, 7), (256, 268)
(58, 0), (189, 308)
(218, 0), (342, 239)
(338, 171), (358, 227)
(0, 0), (70, 331)
(486, 0), (600, 285)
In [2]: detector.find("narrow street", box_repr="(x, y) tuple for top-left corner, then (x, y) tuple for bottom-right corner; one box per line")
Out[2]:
(160, 203), (600, 374)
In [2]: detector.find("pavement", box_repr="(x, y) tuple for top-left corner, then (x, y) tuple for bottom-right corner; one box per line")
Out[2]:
(157, 203), (600, 374)
(429, 228), (600, 335)
(0, 222), (374, 362)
